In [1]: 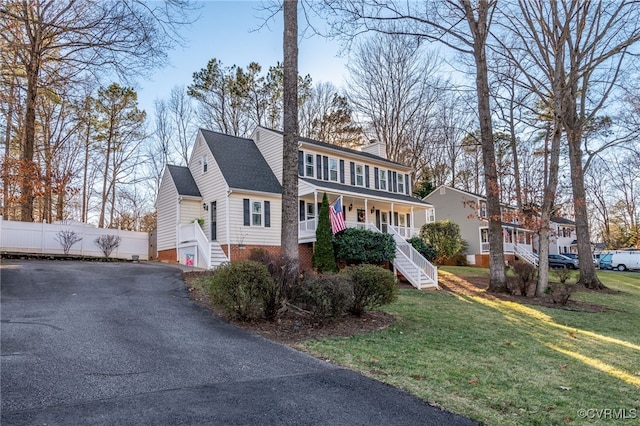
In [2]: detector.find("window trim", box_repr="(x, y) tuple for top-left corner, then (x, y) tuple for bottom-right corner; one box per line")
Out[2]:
(202, 155), (208, 173)
(251, 200), (263, 227)
(355, 164), (364, 186)
(329, 158), (339, 182)
(379, 169), (387, 191)
(398, 173), (404, 193)
(305, 153), (315, 178)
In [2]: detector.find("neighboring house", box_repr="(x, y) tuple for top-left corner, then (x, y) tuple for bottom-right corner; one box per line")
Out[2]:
(156, 127), (438, 288)
(422, 185), (536, 267)
(549, 217), (577, 255)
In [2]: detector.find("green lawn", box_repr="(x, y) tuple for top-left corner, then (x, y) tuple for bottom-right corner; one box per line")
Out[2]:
(300, 268), (640, 425)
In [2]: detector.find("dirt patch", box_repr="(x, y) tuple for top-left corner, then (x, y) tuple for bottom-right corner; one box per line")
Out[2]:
(182, 271), (396, 345)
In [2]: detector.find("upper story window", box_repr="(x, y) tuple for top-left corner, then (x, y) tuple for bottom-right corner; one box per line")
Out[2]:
(379, 169), (387, 190)
(355, 164), (364, 186)
(398, 173), (404, 193)
(305, 153), (315, 177)
(202, 156), (208, 173)
(306, 202), (315, 220)
(480, 202), (487, 218)
(329, 158), (338, 182)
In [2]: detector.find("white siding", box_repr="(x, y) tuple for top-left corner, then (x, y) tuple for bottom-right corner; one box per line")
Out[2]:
(229, 193), (282, 246)
(157, 169), (178, 251)
(253, 127), (284, 183)
(179, 200), (201, 225)
(188, 131), (230, 244)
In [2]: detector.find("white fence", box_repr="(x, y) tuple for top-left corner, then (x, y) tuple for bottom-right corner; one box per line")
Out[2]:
(0, 216), (149, 260)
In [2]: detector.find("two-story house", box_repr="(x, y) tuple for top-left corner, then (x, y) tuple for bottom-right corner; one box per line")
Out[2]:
(422, 185), (536, 267)
(156, 127), (437, 288)
(549, 217), (577, 255)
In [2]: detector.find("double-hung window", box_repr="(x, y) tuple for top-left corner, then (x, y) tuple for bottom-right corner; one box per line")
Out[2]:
(379, 170), (387, 190)
(329, 158), (338, 182)
(252, 201), (262, 226)
(305, 153), (315, 177)
(398, 173), (404, 193)
(355, 164), (364, 186)
(202, 156), (208, 173)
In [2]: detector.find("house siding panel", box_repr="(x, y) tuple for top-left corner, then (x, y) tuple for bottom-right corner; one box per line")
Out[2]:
(157, 168), (179, 252)
(252, 127), (284, 183)
(228, 194), (281, 246)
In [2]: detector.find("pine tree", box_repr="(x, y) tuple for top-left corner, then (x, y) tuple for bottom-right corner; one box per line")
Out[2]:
(312, 193), (337, 273)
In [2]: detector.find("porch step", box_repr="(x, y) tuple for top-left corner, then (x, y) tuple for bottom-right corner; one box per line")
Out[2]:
(210, 242), (229, 269)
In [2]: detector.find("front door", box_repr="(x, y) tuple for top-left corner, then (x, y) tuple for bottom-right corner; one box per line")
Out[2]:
(210, 201), (217, 240)
(375, 210), (388, 233)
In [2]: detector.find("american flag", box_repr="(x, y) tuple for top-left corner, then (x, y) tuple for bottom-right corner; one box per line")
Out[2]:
(330, 198), (347, 234)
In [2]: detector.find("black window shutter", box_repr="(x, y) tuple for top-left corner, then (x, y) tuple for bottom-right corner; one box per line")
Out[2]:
(406, 213), (411, 227)
(339, 160), (345, 183)
(374, 168), (379, 189)
(264, 201), (271, 227)
(405, 174), (410, 195)
(299, 200), (305, 221)
(365, 165), (370, 188)
(298, 151), (303, 176)
(387, 171), (391, 192)
(393, 212), (399, 226)
(323, 156), (329, 181)
(392, 172), (398, 192)
(243, 199), (250, 226)
(316, 154), (322, 179)
(350, 162), (355, 185)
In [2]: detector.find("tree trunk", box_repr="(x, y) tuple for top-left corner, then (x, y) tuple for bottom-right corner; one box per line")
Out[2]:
(567, 130), (604, 289)
(21, 48), (40, 222)
(466, 0), (506, 292)
(281, 0), (299, 277)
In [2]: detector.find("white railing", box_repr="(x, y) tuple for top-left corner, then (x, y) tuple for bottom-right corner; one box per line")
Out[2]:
(388, 225), (438, 289)
(393, 226), (420, 239)
(514, 244), (539, 267)
(345, 221), (380, 232)
(177, 223), (211, 269)
(0, 216), (148, 260)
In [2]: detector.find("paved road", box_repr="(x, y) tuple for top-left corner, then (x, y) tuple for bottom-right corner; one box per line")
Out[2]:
(1, 260), (477, 425)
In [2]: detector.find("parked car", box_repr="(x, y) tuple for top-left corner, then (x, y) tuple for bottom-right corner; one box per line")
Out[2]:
(548, 254), (579, 269)
(563, 253), (579, 261)
(609, 251), (640, 271)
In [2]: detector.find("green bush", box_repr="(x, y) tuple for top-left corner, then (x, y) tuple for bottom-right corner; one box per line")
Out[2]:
(293, 273), (354, 324)
(344, 264), (398, 316)
(334, 228), (396, 264)
(312, 193), (337, 273)
(420, 220), (464, 264)
(208, 260), (276, 321)
(407, 237), (438, 262)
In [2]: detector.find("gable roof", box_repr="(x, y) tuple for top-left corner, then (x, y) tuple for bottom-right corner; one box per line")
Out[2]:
(259, 127), (408, 169)
(200, 129), (282, 194)
(167, 165), (201, 197)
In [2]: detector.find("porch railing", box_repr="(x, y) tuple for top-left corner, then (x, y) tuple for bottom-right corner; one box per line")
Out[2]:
(388, 225), (438, 288)
(177, 222), (212, 269)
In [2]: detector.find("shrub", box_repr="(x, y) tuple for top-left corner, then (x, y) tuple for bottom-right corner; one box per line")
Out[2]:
(208, 260), (276, 321)
(553, 268), (574, 284)
(293, 273), (354, 324)
(508, 260), (537, 296)
(312, 193), (337, 273)
(94, 234), (121, 258)
(545, 269), (577, 305)
(420, 220), (464, 264)
(55, 230), (82, 255)
(407, 237), (437, 262)
(334, 228), (395, 265)
(344, 264), (398, 316)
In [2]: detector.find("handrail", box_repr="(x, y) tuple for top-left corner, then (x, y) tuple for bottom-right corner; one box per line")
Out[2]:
(514, 244), (539, 267)
(178, 223), (212, 269)
(388, 225), (438, 288)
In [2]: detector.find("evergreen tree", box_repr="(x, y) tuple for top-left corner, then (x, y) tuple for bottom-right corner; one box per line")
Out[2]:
(312, 193), (337, 272)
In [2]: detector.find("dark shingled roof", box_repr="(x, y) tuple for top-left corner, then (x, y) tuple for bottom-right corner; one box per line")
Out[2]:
(200, 129), (282, 194)
(301, 177), (431, 205)
(551, 216), (576, 225)
(167, 165), (201, 197)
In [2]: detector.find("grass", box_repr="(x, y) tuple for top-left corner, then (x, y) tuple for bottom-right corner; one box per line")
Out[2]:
(300, 267), (640, 425)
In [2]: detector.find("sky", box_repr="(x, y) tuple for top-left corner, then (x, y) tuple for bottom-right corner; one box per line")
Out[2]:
(136, 1), (349, 115)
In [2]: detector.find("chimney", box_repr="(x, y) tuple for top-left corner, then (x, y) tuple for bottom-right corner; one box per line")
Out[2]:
(360, 139), (387, 159)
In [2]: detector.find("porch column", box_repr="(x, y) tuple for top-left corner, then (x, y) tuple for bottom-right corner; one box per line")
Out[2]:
(391, 203), (394, 226)
(410, 206), (414, 236)
(364, 198), (368, 223)
(314, 191), (318, 210)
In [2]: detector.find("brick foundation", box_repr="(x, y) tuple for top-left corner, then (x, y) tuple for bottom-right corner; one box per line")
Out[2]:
(221, 243), (315, 272)
(475, 254), (516, 268)
(157, 248), (177, 263)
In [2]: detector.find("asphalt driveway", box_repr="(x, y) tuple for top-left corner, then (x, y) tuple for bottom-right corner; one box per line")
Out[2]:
(1, 260), (476, 425)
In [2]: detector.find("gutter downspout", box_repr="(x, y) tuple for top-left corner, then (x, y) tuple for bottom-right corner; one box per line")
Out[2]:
(226, 187), (232, 261)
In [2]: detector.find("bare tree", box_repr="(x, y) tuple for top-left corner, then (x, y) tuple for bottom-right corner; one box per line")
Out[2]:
(168, 86), (196, 165)
(282, 0), (300, 280)
(55, 229), (82, 255)
(0, 0), (195, 221)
